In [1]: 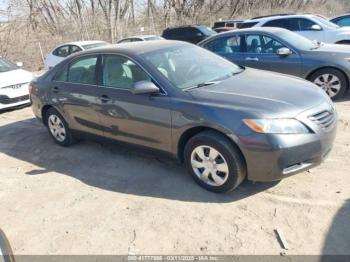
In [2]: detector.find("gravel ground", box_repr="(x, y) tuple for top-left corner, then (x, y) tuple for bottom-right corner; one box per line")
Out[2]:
(0, 97), (349, 255)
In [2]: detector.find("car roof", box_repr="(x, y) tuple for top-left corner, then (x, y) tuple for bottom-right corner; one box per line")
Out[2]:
(59, 40), (106, 47)
(121, 35), (161, 40)
(215, 27), (290, 36)
(164, 25), (207, 30)
(214, 20), (243, 23)
(215, 27), (236, 29)
(76, 40), (189, 57)
(244, 14), (316, 23)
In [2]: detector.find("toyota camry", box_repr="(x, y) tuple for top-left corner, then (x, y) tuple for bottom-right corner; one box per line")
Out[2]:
(30, 41), (337, 193)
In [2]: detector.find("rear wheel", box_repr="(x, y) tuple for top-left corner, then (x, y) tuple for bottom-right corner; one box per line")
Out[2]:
(309, 68), (347, 99)
(184, 131), (246, 193)
(45, 108), (76, 146)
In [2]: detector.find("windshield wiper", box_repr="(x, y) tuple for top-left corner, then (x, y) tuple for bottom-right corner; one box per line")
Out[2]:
(184, 70), (244, 91)
(184, 81), (219, 91)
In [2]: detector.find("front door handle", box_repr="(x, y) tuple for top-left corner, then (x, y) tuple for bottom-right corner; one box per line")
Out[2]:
(100, 94), (111, 103)
(52, 86), (59, 93)
(245, 57), (259, 61)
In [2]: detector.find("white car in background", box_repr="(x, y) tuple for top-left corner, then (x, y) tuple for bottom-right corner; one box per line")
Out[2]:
(117, 35), (164, 44)
(0, 57), (33, 110)
(44, 40), (109, 70)
(239, 14), (350, 44)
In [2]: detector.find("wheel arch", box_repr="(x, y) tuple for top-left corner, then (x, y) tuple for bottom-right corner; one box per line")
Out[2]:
(177, 126), (246, 166)
(41, 104), (62, 126)
(306, 66), (349, 90)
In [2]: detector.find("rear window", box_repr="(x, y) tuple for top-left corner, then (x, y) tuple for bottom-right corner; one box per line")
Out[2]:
(237, 22), (258, 29)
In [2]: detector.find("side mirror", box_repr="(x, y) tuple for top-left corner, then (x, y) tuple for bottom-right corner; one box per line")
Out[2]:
(277, 47), (293, 57)
(132, 81), (160, 95)
(0, 229), (14, 262)
(310, 24), (322, 31)
(16, 62), (23, 68)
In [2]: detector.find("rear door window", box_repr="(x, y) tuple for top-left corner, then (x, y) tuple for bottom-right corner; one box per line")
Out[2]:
(263, 18), (290, 29)
(68, 56), (98, 85)
(203, 35), (242, 53)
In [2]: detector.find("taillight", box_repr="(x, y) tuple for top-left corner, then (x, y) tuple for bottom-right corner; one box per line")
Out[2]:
(28, 83), (34, 95)
(29, 83), (37, 95)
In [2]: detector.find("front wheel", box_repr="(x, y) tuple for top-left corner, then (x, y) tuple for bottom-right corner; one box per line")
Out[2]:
(184, 131), (246, 193)
(309, 68), (347, 99)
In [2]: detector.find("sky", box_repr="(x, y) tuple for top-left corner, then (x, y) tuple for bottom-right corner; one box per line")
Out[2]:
(0, 0), (9, 21)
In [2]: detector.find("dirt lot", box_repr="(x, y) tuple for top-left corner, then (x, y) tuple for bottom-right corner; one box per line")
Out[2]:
(0, 98), (349, 256)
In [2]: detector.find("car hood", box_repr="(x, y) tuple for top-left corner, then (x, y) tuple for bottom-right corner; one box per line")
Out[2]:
(0, 69), (33, 88)
(311, 43), (350, 54)
(336, 26), (350, 34)
(187, 68), (330, 118)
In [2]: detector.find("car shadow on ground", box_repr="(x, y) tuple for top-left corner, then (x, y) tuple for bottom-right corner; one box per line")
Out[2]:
(0, 118), (279, 203)
(322, 199), (350, 257)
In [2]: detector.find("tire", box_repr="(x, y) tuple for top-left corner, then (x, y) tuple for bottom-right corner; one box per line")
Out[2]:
(184, 131), (246, 193)
(309, 68), (347, 100)
(45, 108), (76, 146)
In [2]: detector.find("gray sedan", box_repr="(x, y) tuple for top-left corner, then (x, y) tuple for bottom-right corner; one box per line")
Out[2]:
(30, 41), (336, 193)
(199, 27), (350, 99)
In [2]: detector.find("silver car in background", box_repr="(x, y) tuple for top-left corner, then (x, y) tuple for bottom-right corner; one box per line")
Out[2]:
(199, 27), (350, 99)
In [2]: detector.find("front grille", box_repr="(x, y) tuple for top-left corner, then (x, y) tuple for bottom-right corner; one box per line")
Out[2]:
(0, 95), (29, 105)
(309, 110), (336, 130)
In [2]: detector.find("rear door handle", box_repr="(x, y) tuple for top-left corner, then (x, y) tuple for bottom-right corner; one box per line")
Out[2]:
(100, 94), (111, 103)
(245, 57), (259, 61)
(52, 86), (59, 93)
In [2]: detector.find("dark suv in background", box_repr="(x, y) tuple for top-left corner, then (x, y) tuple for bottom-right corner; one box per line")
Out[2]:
(162, 25), (216, 44)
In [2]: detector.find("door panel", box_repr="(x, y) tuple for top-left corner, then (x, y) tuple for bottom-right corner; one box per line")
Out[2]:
(97, 54), (172, 151)
(50, 55), (103, 136)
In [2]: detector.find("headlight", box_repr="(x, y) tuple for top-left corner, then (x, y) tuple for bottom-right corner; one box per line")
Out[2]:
(344, 57), (350, 62)
(243, 119), (309, 134)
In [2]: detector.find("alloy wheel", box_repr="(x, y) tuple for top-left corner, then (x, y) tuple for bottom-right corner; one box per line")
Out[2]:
(190, 145), (229, 187)
(313, 74), (341, 98)
(48, 115), (66, 142)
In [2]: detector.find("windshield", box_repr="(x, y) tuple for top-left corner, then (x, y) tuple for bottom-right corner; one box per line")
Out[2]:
(82, 42), (108, 50)
(277, 30), (319, 50)
(313, 16), (340, 29)
(0, 58), (18, 73)
(142, 45), (243, 90)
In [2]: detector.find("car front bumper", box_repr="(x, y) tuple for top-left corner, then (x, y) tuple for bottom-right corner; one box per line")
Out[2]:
(238, 102), (337, 182)
(0, 83), (31, 110)
(0, 95), (30, 110)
